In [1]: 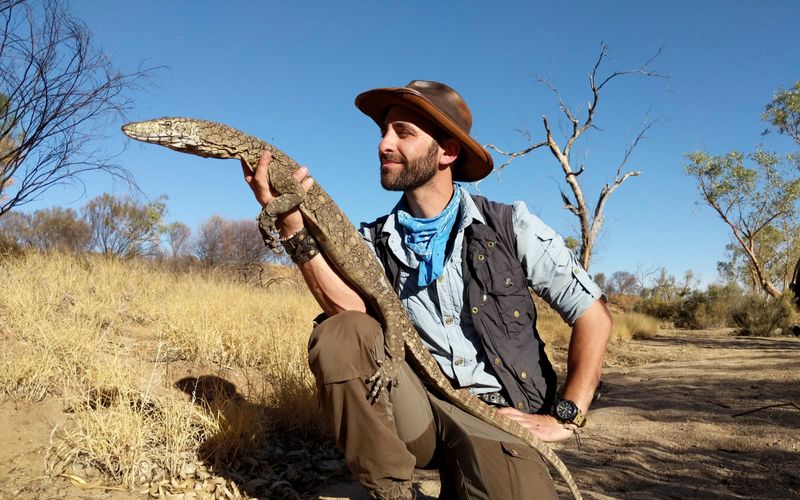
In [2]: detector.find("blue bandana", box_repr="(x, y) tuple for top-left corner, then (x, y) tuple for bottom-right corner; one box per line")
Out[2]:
(397, 187), (461, 287)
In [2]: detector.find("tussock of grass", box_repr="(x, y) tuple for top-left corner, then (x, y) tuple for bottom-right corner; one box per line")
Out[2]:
(0, 251), (323, 489)
(611, 311), (660, 341)
(49, 385), (217, 486)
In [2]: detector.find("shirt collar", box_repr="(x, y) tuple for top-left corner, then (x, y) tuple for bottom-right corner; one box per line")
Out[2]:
(382, 185), (484, 265)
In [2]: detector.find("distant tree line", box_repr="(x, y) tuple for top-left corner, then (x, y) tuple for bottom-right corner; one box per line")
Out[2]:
(593, 266), (797, 337)
(0, 193), (289, 280)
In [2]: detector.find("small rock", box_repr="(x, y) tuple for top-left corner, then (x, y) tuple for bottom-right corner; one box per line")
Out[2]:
(316, 459), (343, 472)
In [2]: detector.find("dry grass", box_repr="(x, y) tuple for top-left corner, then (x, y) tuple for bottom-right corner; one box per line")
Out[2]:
(0, 251), (322, 490)
(533, 295), (573, 346)
(611, 311), (660, 341)
(534, 295), (660, 346)
(0, 251), (658, 494)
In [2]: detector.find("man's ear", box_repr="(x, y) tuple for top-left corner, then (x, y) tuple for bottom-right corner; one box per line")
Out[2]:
(440, 138), (461, 168)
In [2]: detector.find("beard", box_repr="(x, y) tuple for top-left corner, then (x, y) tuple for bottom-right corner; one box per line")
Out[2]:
(380, 140), (440, 191)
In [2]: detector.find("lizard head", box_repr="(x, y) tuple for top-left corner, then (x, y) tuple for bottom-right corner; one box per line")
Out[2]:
(122, 117), (205, 152)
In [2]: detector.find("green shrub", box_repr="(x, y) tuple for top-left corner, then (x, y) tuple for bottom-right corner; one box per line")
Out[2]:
(634, 296), (678, 325)
(636, 283), (742, 329)
(730, 293), (797, 336)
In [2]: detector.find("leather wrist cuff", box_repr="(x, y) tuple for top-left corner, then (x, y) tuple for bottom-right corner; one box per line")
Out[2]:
(280, 227), (320, 265)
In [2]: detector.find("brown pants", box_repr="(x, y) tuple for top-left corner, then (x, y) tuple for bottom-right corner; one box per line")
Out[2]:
(308, 311), (558, 499)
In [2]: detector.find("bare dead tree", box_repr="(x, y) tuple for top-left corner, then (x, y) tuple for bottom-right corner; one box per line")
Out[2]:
(0, 0), (150, 217)
(166, 221), (191, 258)
(487, 44), (665, 271)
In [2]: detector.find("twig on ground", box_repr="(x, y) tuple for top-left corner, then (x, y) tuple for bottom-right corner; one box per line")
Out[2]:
(731, 402), (800, 417)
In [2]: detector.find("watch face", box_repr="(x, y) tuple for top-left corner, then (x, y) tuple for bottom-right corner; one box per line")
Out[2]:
(555, 400), (578, 421)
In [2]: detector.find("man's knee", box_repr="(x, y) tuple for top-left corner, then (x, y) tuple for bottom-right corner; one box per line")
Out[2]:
(308, 311), (384, 384)
(432, 400), (557, 500)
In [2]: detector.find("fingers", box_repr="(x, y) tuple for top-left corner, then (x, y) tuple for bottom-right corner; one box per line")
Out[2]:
(243, 149), (314, 207)
(254, 150), (272, 185)
(496, 408), (528, 423)
(496, 409), (573, 442)
(240, 159), (253, 181)
(293, 166), (315, 193)
(301, 174), (315, 192)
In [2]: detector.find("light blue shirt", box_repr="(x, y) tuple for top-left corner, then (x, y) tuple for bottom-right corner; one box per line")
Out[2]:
(360, 186), (603, 394)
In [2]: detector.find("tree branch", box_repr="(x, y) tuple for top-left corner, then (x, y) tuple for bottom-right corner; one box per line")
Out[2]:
(0, 0), (153, 217)
(485, 141), (548, 172)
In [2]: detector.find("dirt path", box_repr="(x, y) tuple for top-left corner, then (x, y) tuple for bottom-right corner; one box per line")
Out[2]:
(317, 329), (800, 499)
(2, 329), (798, 499)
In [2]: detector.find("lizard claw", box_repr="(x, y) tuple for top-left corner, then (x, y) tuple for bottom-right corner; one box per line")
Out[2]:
(366, 358), (401, 403)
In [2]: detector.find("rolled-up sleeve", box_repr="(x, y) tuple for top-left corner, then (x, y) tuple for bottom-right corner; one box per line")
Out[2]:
(512, 201), (604, 325)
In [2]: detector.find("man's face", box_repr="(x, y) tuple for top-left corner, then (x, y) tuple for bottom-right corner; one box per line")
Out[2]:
(378, 107), (442, 192)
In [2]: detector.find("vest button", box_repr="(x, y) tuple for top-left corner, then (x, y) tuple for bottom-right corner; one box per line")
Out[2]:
(477, 254), (485, 261)
(516, 402), (525, 410)
(487, 241), (495, 248)
(520, 371), (528, 379)
(513, 310), (520, 318)
(471, 306), (479, 314)
(494, 357), (502, 366)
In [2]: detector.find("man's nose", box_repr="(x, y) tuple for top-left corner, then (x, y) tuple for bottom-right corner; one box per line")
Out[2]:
(379, 130), (396, 153)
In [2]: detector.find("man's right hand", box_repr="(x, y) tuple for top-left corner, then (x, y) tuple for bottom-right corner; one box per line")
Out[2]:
(241, 150), (314, 238)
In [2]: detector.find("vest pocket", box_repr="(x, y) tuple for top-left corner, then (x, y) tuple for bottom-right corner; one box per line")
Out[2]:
(499, 294), (534, 337)
(488, 263), (526, 296)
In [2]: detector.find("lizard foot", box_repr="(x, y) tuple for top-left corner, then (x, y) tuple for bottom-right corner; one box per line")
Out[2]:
(256, 206), (282, 250)
(366, 358), (400, 403)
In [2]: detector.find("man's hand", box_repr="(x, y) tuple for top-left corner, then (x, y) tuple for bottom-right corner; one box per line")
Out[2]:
(496, 408), (576, 442)
(241, 150), (313, 237)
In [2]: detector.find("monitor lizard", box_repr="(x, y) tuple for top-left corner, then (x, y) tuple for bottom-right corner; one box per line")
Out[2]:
(122, 117), (583, 500)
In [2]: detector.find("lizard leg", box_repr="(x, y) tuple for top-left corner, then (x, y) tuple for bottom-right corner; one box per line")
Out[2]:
(256, 208), (282, 250)
(265, 161), (306, 218)
(256, 159), (305, 248)
(366, 322), (405, 402)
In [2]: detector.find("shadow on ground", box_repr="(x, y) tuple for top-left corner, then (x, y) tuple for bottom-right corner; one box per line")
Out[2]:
(175, 375), (350, 499)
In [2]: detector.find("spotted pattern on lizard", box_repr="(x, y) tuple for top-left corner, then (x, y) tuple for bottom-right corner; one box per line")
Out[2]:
(121, 117), (583, 500)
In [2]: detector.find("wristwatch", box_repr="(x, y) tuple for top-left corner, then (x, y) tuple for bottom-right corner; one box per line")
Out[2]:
(552, 398), (587, 427)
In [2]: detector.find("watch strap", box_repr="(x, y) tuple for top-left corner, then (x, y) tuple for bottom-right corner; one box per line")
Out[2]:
(554, 398), (588, 428)
(572, 408), (587, 428)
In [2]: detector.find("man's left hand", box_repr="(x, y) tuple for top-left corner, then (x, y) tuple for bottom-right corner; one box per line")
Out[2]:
(496, 408), (576, 442)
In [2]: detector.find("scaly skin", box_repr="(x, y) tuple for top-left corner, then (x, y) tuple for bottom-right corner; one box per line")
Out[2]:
(121, 117), (583, 499)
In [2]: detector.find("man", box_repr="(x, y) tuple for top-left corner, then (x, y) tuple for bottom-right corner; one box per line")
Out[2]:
(243, 81), (612, 499)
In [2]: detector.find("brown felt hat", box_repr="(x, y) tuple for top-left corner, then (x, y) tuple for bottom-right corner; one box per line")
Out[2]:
(355, 80), (494, 182)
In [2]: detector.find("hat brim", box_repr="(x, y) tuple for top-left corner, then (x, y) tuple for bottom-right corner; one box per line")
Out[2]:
(355, 87), (493, 182)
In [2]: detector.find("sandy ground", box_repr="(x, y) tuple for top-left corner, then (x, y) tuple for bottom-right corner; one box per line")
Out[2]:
(317, 329), (800, 499)
(2, 328), (799, 499)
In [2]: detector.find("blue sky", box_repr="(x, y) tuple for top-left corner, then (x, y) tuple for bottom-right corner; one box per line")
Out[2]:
(20, 0), (800, 285)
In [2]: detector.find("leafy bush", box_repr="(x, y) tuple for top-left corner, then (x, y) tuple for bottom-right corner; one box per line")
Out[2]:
(730, 293), (797, 336)
(636, 283), (742, 329)
(635, 295), (679, 326)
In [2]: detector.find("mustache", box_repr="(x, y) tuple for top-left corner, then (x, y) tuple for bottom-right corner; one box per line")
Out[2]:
(380, 152), (405, 164)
